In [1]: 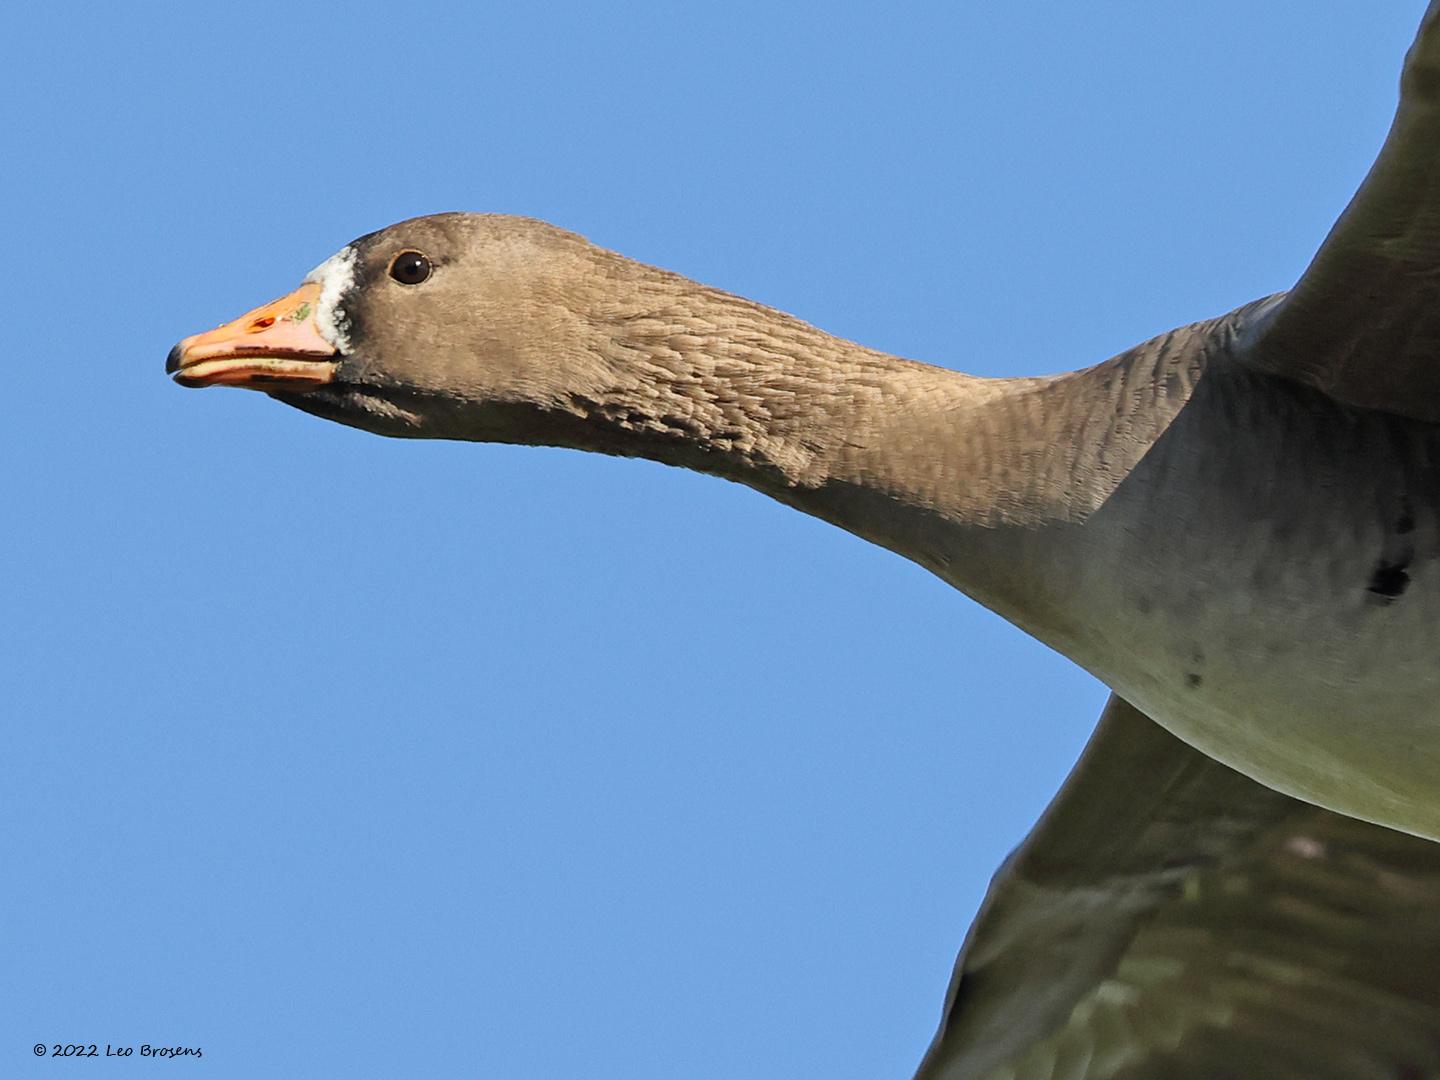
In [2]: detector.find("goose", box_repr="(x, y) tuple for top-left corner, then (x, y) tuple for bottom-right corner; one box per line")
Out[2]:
(167, 3), (1440, 1076)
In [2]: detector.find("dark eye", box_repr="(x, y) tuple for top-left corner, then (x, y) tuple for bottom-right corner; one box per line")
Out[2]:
(389, 250), (432, 285)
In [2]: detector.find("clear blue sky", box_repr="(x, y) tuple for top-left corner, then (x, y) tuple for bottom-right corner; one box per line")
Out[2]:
(1, 3), (1423, 1076)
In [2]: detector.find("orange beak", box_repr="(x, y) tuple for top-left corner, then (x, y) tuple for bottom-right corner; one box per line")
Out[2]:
(167, 282), (338, 390)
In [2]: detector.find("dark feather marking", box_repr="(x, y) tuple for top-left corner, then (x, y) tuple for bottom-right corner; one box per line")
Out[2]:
(1369, 560), (1411, 600)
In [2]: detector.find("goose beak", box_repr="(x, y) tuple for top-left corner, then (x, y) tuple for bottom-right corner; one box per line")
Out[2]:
(167, 281), (338, 390)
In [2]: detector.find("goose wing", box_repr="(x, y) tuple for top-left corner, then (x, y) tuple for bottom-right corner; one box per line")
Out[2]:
(915, 696), (1440, 1080)
(1243, 1), (1440, 421)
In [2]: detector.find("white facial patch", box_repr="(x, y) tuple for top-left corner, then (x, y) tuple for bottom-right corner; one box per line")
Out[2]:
(304, 245), (358, 353)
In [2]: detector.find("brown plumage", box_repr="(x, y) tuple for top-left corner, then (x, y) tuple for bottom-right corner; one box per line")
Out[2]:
(169, 3), (1440, 1075)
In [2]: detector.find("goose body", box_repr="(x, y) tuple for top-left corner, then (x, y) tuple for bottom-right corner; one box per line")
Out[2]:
(977, 323), (1440, 840)
(167, 2), (1440, 1075)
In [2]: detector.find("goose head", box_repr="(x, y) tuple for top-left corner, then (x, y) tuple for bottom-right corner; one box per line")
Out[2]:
(167, 213), (643, 442)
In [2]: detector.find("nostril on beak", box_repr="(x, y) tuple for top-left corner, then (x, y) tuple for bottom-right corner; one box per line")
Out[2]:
(165, 343), (185, 374)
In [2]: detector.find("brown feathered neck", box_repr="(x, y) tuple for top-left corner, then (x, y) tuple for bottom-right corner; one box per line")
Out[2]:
(437, 258), (1097, 605)
(292, 236), (1222, 628)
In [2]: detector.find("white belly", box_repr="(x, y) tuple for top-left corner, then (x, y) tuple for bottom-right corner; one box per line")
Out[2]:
(1069, 497), (1440, 839)
(920, 350), (1440, 838)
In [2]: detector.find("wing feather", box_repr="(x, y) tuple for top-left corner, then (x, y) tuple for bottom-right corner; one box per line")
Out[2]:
(915, 696), (1440, 1080)
(1242, 1), (1440, 421)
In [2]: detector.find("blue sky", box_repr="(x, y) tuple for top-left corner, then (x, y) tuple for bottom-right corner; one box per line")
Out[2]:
(1, 3), (1425, 1077)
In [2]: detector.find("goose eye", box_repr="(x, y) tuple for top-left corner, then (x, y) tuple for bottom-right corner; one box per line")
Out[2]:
(389, 250), (432, 286)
